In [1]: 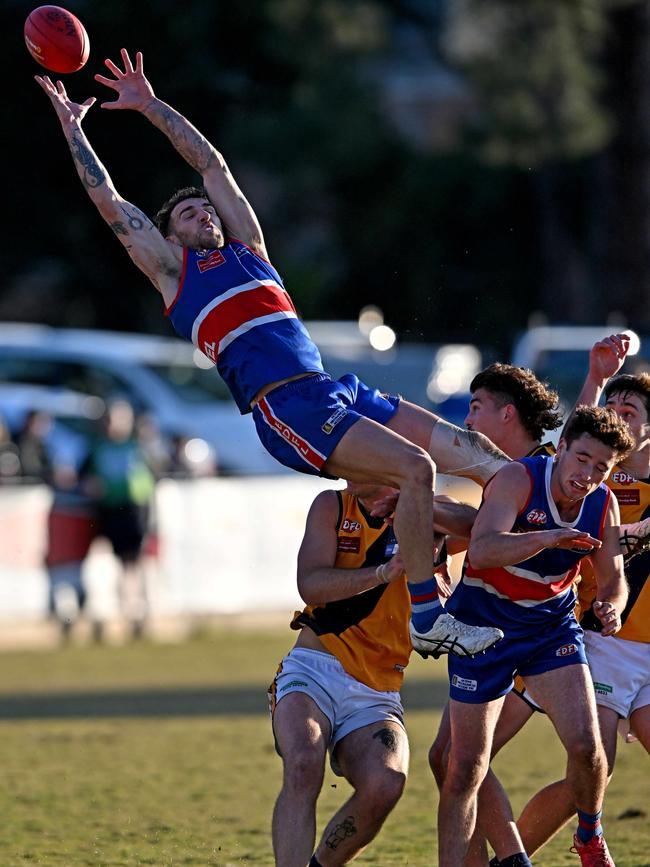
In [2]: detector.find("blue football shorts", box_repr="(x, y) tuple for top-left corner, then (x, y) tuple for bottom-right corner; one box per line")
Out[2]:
(448, 613), (587, 704)
(252, 372), (400, 477)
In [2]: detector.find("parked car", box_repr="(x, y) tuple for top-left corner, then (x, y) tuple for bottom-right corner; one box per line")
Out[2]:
(0, 382), (102, 473)
(0, 324), (280, 475)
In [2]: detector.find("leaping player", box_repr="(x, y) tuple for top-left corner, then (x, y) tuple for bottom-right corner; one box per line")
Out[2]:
(36, 48), (507, 656)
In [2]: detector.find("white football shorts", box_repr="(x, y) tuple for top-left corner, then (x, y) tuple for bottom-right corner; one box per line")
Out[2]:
(270, 647), (405, 775)
(584, 630), (650, 718)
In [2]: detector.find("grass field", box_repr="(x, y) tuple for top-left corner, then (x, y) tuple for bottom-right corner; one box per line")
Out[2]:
(0, 627), (648, 866)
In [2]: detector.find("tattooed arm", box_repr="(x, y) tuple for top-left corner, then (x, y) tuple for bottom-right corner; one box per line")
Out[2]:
(35, 74), (181, 304)
(95, 49), (267, 258)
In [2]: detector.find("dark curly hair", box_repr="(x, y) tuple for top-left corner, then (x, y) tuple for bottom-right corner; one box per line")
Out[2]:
(469, 363), (562, 441)
(154, 186), (210, 237)
(563, 405), (635, 460)
(604, 372), (650, 417)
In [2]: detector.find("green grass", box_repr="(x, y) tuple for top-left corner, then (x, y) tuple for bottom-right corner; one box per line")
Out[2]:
(0, 630), (647, 866)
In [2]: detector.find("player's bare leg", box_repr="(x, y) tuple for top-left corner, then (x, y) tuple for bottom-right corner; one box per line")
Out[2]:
(629, 704), (650, 752)
(524, 666), (613, 860)
(386, 400), (510, 486)
(313, 721), (408, 865)
(272, 693), (331, 867)
(434, 695), (530, 866)
(514, 701), (619, 857)
(438, 696), (508, 866)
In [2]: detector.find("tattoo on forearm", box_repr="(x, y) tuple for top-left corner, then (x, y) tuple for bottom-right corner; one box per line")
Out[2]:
(325, 816), (356, 850)
(155, 102), (215, 172)
(70, 132), (106, 189)
(110, 221), (128, 236)
(373, 727), (399, 751)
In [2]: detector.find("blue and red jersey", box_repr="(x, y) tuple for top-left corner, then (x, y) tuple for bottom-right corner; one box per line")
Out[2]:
(165, 241), (324, 413)
(454, 454), (611, 633)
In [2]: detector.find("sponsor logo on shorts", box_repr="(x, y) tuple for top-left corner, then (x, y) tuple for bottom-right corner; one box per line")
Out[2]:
(342, 519), (362, 532)
(613, 489), (641, 506)
(452, 674), (477, 692)
(612, 471), (636, 485)
(555, 643), (578, 657)
(322, 407), (348, 434)
(526, 509), (547, 525)
(593, 681), (613, 695)
(280, 679), (309, 692)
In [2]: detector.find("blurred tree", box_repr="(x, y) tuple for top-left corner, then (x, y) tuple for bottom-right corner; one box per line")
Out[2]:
(444, 0), (650, 330)
(5, 0), (650, 351)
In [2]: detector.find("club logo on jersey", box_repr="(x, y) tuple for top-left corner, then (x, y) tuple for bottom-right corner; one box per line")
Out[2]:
(203, 340), (217, 362)
(322, 407), (348, 434)
(196, 249), (226, 272)
(526, 509), (547, 526)
(555, 643), (578, 657)
(342, 519), (362, 532)
(452, 674), (477, 691)
(612, 471), (636, 485)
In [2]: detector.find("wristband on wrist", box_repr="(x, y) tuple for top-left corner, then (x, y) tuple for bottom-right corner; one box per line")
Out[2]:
(375, 563), (389, 584)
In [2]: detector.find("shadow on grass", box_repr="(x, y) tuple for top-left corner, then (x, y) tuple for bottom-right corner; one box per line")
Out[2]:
(0, 679), (448, 719)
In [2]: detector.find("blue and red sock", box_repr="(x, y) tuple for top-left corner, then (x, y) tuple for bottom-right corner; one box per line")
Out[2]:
(576, 808), (603, 843)
(408, 577), (442, 632)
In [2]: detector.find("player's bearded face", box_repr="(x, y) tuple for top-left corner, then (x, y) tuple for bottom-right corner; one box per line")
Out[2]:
(168, 198), (225, 250)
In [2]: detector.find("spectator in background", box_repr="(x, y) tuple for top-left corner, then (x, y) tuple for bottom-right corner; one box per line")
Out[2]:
(80, 398), (156, 640)
(0, 414), (21, 482)
(16, 410), (53, 483)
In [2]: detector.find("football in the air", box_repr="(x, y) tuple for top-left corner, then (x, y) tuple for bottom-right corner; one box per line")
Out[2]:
(24, 5), (89, 74)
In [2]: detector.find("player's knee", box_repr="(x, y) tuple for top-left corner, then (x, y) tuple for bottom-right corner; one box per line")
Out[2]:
(566, 735), (604, 773)
(401, 448), (436, 488)
(282, 748), (325, 796)
(357, 767), (406, 814)
(429, 739), (448, 789)
(446, 752), (488, 795)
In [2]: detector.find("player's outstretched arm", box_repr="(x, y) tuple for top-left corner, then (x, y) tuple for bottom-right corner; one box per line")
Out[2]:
(468, 463), (601, 568)
(591, 496), (628, 636)
(573, 333), (631, 410)
(95, 49), (266, 257)
(36, 74), (180, 296)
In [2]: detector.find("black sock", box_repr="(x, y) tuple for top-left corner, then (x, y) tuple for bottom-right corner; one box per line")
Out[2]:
(499, 854), (532, 867)
(309, 856), (323, 867)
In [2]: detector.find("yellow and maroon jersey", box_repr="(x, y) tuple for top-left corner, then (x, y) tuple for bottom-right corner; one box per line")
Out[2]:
(290, 490), (411, 691)
(580, 464), (650, 642)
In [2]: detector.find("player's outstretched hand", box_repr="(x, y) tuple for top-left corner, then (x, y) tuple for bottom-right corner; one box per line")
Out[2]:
(549, 528), (602, 552)
(593, 600), (622, 636)
(35, 75), (96, 126)
(588, 332), (630, 383)
(95, 48), (154, 112)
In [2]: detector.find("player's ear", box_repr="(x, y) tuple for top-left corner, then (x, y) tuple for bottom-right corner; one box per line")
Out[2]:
(502, 403), (516, 423)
